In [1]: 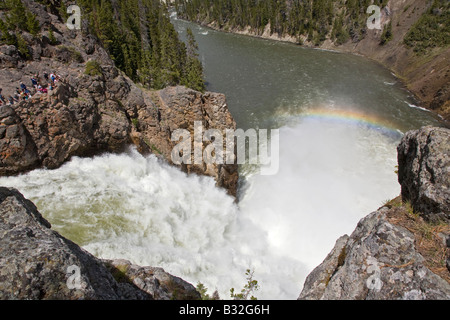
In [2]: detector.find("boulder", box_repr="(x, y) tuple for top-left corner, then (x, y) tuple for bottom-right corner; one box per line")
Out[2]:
(148, 86), (239, 196)
(397, 126), (450, 222)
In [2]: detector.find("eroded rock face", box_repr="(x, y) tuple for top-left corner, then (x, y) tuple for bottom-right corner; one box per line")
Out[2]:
(0, 187), (200, 300)
(0, 82), (238, 196)
(397, 126), (450, 223)
(148, 86), (238, 197)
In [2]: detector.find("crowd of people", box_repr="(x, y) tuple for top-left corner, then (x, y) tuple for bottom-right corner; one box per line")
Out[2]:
(0, 72), (61, 107)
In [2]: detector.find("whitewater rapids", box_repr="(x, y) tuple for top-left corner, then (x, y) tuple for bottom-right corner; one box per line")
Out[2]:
(0, 118), (400, 300)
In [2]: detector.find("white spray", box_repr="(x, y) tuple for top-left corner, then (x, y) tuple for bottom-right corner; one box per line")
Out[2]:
(0, 118), (400, 300)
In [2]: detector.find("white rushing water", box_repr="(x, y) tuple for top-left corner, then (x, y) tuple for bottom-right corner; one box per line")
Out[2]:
(0, 118), (400, 300)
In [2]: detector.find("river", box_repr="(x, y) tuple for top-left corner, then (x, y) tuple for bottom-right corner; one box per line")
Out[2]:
(0, 13), (445, 300)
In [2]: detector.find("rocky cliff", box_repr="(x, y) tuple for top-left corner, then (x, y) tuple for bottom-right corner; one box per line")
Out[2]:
(299, 126), (450, 300)
(397, 126), (450, 223)
(0, 1), (238, 196)
(0, 187), (200, 300)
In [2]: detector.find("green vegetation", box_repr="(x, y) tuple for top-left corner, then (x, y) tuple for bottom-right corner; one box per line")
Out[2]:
(131, 118), (139, 128)
(230, 269), (259, 300)
(85, 60), (103, 77)
(196, 269), (260, 300)
(16, 33), (31, 59)
(380, 21), (393, 45)
(0, 0), (41, 59)
(183, 28), (206, 92)
(196, 282), (220, 300)
(404, 0), (450, 53)
(176, 0), (448, 51)
(73, 0), (205, 90)
(175, 0), (379, 46)
(0, 0), (205, 91)
(48, 28), (57, 45)
(26, 11), (40, 37)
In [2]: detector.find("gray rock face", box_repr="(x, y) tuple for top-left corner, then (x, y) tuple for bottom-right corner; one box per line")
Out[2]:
(0, 187), (200, 300)
(103, 259), (201, 300)
(299, 126), (450, 300)
(398, 126), (450, 222)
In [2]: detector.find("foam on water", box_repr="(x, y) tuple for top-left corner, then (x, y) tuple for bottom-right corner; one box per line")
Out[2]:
(0, 116), (400, 300)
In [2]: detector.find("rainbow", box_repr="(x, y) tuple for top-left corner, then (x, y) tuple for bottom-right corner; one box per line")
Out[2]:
(300, 107), (403, 137)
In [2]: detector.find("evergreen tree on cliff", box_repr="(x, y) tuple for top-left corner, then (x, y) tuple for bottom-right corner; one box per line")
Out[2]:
(183, 28), (205, 92)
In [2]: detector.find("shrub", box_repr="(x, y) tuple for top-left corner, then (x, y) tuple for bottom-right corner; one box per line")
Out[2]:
(84, 60), (103, 77)
(404, 0), (450, 53)
(380, 21), (393, 45)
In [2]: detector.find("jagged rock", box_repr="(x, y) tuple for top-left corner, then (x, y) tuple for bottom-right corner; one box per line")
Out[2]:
(142, 86), (239, 196)
(299, 208), (450, 300)
(103, 259), (201, 300)
(0, 187), (199, 300)
(0, 49), (238, 195)
(299, 235), (349, 300)
(397, 126), (450, 222)
(0, 81), (238, 195)
(0, 45), (20, 68)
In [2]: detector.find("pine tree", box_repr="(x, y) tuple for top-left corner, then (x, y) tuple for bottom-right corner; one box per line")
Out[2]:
(0, 18), (16, 45)
(48, 28), (57, 45)
(5, 0), (28, 31)
(380, 21), (393, 45)
(183, 28), (205, 92)
(16, 32), (30, 59)
(74, 0), (205, 90)
(26, 11), (40, 37)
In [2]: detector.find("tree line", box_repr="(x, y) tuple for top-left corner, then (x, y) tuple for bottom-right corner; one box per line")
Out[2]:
(175, 0), (448, 51)
(174, 0), (393, 46)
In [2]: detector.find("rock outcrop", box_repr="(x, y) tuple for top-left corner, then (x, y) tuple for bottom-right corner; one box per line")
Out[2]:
(0, 187), (200, 300)
(141, 86), (238, 196)
(299, 127), (450, 300)
(0, 1), (238, 196)
(398, 126), (450, 223)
